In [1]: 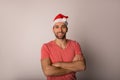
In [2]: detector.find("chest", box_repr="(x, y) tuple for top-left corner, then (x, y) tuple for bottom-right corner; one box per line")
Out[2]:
(48, 46), (75, 63)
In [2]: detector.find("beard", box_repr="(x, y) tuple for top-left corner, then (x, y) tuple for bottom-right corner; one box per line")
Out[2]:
(54, 32), (66, 39)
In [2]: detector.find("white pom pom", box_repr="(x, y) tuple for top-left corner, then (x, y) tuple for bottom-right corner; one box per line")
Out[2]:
(62, 18), (67, 21)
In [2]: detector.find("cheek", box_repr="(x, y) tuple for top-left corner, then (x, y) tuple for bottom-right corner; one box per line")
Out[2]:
(63, 28), (68, 32)
(53, 30), (58, 34)
(53, 28), (56, 32)
(63, 29), (68, 32)
(66, 29), (68, 32)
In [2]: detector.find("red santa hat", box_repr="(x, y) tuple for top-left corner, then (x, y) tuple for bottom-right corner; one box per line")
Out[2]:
(53, 13), (68, 26)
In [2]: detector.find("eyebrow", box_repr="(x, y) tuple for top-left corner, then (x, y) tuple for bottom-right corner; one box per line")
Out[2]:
(54, 24), (66, 27)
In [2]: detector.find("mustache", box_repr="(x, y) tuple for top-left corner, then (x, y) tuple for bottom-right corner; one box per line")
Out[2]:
(57, 32), (65, 34)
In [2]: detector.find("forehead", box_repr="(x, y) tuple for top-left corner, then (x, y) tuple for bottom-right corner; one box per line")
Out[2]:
(54, 22), (66, 26)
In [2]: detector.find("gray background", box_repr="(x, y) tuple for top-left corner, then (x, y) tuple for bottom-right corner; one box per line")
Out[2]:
(0, 0), (120, 80)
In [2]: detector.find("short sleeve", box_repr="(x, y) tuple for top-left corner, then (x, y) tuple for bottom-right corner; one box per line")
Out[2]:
(74, 41), (82, 55)
(41, 44), (50, 60)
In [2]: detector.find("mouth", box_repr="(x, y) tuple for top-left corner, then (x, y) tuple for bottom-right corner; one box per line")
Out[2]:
(57, 32), (65, 35)
(55, 32), (66, 39)
(57, 32), (64, 34)
(58, 32), (63, 34)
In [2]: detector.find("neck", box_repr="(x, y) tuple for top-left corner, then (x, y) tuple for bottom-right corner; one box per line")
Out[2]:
(54, 38), (68, 49)
(55, 38), (67, 44)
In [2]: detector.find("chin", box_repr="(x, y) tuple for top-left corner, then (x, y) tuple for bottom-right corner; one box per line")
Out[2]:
(55, 34), (66, 39)
(57, 37), (66, 39)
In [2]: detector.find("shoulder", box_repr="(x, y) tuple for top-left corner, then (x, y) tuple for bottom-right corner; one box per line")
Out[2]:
(68, 39), (80, 44)
(68, 39), (81, 48)
(42, 40), (55, 48)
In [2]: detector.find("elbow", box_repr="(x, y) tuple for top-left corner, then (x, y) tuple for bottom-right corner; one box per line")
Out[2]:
(82, 66), (86, 71)
(44, 70), (53, 76)
(82, 65), (86, 71)
(43, 68), (55, 76)
(78, 65), (86, 71)
(80, 61), (86, 71)
(44, 71), (48, 76)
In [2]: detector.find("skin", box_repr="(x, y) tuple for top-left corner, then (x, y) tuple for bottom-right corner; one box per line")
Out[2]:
(41, 22), (86, 76)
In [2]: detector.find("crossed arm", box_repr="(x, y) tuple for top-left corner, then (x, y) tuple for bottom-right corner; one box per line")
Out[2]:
(41, 54), (86, 76)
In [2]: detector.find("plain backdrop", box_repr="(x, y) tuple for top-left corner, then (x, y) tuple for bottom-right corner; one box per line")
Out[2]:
(0, 0), (120, 80)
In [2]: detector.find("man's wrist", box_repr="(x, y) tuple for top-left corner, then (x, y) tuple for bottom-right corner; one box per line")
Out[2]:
(52, 62), (62, 67)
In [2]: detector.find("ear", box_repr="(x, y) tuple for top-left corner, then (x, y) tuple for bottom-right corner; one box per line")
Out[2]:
(66, 27), (68, 32)
(52, 26), (54, 32)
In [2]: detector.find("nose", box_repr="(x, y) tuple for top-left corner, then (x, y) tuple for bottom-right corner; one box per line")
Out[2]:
(58, 27), (62, 32)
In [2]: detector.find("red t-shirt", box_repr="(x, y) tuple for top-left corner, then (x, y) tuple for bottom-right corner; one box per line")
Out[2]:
(41, 39), (82, 80)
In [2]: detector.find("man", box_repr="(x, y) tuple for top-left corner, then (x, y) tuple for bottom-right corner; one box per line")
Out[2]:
(41, 13), (86, 80)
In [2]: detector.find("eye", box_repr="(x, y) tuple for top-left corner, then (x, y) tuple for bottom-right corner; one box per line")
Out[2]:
(54, 25), (59, 28)
(62, 25), (67, 28)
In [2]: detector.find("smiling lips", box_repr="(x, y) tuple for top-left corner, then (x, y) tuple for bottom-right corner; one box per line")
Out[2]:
(57, 32), (65, 37)
(57, 32), (64, 35)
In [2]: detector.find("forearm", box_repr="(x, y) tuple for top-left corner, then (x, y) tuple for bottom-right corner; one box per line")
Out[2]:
(53, 60), (86, 72)
(61, 60), (85, 71)
(43, 65), (73, 76)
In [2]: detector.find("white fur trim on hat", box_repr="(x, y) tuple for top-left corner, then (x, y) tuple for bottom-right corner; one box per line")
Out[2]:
(53, 18), (68, 26)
